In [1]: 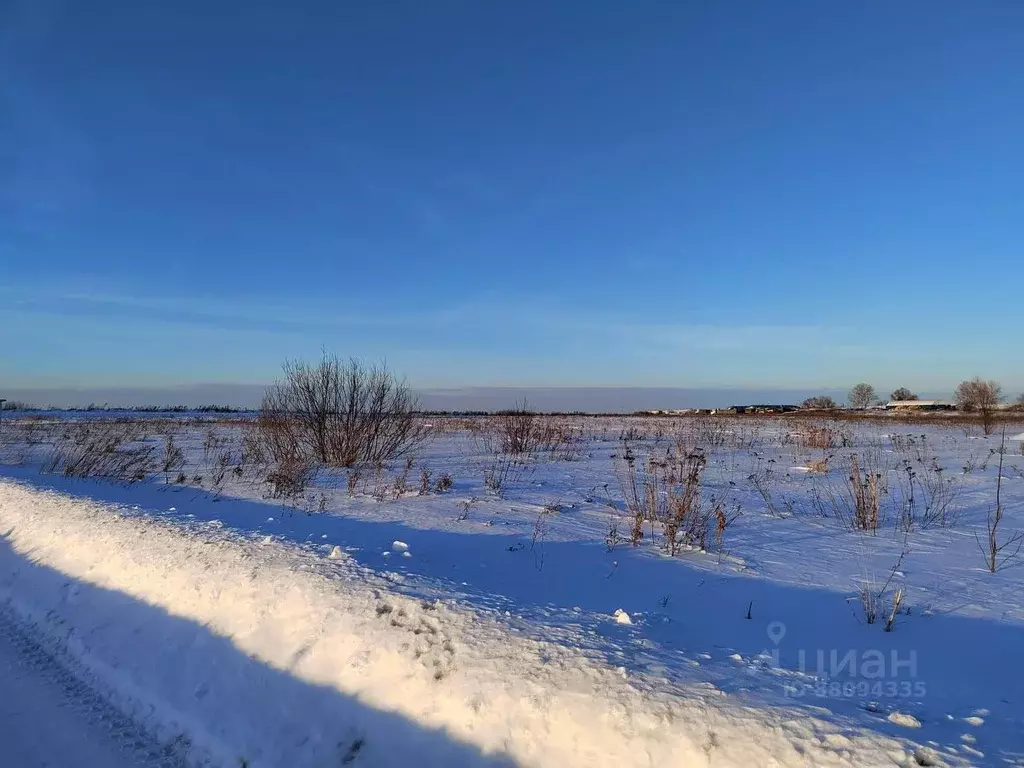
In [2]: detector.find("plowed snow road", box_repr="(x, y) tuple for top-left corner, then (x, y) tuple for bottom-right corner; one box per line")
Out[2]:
(0, 610), (183, 768)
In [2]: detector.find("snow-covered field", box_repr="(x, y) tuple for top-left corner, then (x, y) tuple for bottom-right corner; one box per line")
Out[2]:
(1, 414), (1023, 766)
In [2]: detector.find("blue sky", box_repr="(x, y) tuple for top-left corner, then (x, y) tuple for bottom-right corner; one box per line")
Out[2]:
(2, 0), (1023, 396)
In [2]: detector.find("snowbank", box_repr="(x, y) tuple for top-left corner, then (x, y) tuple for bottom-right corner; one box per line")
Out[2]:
(0, 479), (923, 767)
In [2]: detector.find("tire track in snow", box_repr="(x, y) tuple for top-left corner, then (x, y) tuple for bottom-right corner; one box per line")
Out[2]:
(0, 607), (187, 768)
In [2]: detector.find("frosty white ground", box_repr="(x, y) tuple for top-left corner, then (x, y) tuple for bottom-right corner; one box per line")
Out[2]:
(1, 415), (1023, 766)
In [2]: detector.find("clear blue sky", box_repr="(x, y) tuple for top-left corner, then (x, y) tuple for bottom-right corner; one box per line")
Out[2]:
(2, 1), (1022, 394)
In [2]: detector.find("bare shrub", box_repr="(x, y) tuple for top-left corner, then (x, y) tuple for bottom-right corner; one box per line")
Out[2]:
(714, 501), (741, 560)
(748, 456), (779, 516)
(853, 542), (908, 629)
(614, 443), (646, 544)
(894, 451), (963, 531)
(691, 417), (729, 449)
(202, 426), (228, 463)
(259, 353), (429, 469)
(254, 408), (302, 465)
(858, 584), (879, 624)
(803, 426), (837, 450)
(482, 453), (527, 494)
(457, 497), (477, 521)
(210, 449), (233, 495)
(848, 454), (881, 531)
(483, 402), (574, 459)
(495, 401), (538, 455)
(534, 420), (579, 460)
(816, 453), (886, 531)
(615, 443), (719, 554)
(241, 422), (269, 471)
(434, 472), (454, 493)
(266, 456), (316, 501)
(808, 455), (832, 473)
(391, 457), (415, 498)
(662, 451), (707, 555)
(605, 516), (622, 551)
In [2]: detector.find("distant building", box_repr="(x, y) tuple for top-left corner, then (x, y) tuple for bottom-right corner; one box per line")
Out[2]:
(885, 400), (956, 412)
(728, 404), (800, 414)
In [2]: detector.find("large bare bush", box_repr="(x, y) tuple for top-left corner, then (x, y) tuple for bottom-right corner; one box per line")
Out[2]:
(259, 354), (429, 469)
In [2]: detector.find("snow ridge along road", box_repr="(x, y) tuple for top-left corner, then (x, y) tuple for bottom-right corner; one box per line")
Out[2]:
(0, 478), (934, 767)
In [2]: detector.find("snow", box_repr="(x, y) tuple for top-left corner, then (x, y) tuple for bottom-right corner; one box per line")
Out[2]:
(887, 712), (922, 729)
(0, 479), (926, 767)
(0, 609), (180, 767)
(2, 414), (1024, 765)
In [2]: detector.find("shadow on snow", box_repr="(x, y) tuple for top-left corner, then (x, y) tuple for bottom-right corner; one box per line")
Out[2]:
(3, 466), (1022, 766)
(0, 517), (515, 767)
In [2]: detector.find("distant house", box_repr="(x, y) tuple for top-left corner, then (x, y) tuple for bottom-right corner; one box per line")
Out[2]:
(885, 400), (956, 412)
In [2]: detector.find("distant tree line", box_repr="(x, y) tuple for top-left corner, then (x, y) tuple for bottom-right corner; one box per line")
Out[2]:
(797, 379), (1023, 427)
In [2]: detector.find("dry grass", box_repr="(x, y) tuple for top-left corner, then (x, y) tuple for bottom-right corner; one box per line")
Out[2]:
(813, 452), (886, 532)
(43, 420), (155, 483)
(807, 456), (832, 473)
(615, 442), (725, 555)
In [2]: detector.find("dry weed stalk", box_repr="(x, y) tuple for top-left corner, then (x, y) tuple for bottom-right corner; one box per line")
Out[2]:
(976, 429), (1024, 572)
